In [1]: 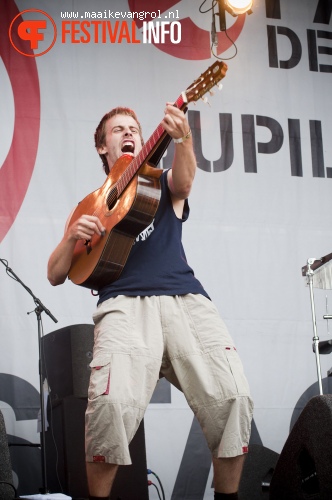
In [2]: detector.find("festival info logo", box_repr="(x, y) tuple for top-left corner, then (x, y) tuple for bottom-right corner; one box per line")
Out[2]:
(0, 1), (40, 243)
(128, 0), (246, 60)
(9, 9), (57, 57)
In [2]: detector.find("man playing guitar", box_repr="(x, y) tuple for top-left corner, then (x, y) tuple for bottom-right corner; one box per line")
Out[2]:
(47, 101), (253, 500)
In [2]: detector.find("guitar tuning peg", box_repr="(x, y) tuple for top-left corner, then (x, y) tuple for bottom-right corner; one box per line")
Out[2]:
(201, 96), (211, 107)
(217, 83), (223, 91)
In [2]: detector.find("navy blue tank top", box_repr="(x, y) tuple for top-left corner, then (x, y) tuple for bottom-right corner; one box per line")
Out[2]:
(97, 170), (209, 304)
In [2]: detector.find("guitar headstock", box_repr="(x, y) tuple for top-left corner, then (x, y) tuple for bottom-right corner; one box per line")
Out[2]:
(185, 61), (228, 104)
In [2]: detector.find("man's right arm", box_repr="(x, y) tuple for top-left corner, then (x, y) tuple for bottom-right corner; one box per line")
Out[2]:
(47, 214), (105, 286)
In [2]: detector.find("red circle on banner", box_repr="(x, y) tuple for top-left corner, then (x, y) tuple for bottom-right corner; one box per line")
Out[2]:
(128, 0), (246, 60)
(0, 0), (40, 243)
(9, 9), (57, 57)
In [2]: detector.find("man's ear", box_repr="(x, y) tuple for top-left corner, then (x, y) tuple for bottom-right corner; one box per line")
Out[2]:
(97, 145), (107, 155)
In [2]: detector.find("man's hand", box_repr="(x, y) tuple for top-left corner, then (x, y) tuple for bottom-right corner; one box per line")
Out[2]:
(162, 103), (190, 141)
(67, 214), (106, 242)
(47, 214), (105, 286)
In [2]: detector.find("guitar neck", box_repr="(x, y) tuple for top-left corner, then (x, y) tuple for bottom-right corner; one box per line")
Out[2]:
(116, 93), (187, 195)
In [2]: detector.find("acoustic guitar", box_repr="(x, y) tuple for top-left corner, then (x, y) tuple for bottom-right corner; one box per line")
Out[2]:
(68, 60), (228, 290)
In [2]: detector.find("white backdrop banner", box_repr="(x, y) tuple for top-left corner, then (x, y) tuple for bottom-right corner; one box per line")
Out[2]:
(1, 0), (332, 498)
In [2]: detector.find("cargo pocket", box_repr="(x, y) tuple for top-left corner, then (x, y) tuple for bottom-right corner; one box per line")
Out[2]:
(88, 357), (111, 400)
(223, 347), (249, 395)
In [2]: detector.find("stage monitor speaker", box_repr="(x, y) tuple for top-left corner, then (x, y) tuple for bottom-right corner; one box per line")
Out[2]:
(43, 324), (148, 499)
(269, 394), (332, 500)
(238, 444), (279, 498)
(0, 410), (15, 499)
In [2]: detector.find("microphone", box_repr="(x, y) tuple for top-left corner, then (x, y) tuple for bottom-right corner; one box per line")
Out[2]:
(211, 10), (218, 47)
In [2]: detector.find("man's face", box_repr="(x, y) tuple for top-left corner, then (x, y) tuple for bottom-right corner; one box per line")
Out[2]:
(97, 114), (143, 170)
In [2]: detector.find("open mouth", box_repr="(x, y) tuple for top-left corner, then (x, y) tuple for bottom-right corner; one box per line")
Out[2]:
(121, 140), (135, 154)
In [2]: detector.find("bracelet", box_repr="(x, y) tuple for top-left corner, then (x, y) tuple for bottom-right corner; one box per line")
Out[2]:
(174, 129), (192, 144)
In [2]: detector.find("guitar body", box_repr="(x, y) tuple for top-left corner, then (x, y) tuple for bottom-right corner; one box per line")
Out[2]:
(68, 155), (162, 290)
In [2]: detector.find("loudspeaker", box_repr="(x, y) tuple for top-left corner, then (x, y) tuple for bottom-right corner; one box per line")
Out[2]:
(269, 395), (332, 500)
(43, 324), (148, 499)
(41, 324), (94, 403)
(0, 410), (15, 499)
(238, 444), (279, 498)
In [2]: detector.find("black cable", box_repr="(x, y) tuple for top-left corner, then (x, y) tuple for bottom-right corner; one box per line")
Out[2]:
(199, 0), (218, 14)
(211, 27), (238, 61)
(148, 480), (162, 500)
(147, 469), (165, 500)
(0, 259), (19, 283)
(200, 0), (238, 61)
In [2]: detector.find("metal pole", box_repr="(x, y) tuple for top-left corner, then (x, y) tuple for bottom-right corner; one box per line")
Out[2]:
(307, 260), (323, 395)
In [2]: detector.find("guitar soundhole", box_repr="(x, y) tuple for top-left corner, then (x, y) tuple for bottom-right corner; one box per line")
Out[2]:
(107, 187), (118, 211)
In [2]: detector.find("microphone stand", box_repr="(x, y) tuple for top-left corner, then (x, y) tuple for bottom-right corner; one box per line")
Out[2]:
(0, 258), (57, 494)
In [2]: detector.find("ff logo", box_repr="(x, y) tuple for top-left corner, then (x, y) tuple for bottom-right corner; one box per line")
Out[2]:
(9, 9), (57, 57)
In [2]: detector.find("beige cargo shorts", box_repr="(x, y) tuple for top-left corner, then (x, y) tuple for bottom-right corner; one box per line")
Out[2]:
(85, 294), (253, 465)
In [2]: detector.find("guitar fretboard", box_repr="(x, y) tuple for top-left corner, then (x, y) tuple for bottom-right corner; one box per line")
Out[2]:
(116, 93), (186, 196)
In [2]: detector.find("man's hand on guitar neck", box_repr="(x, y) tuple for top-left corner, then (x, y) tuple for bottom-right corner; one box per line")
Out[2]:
(162, 103), (190, 143)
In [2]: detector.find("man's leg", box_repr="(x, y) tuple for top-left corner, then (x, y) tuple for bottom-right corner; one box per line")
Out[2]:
(212, 455), (245, 494)
(86, 297), (164, 499)
(86, 462), (119, 498)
